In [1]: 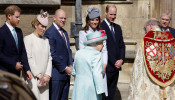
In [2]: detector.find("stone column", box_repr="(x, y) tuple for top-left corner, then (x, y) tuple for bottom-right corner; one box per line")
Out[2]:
(149, 0), (175, 27)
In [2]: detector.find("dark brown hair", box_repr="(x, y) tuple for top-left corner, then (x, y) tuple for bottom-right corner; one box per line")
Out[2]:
(82, 15), (101, 33)
(4, 5), (21, 18)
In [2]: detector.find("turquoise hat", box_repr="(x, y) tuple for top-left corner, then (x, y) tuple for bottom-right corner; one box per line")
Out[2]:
(84, 31), (107, 45)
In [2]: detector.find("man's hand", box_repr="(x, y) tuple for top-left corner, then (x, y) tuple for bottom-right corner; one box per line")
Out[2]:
(102, 64), (107, 77)
(115, 59), (123, 69)
(15, 62), (23, 71)
(26, 71), (33, 80)
(65, 65), (72, 76)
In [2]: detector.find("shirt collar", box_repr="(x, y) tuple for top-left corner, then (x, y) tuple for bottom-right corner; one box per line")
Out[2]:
(104, 18), (111, 27)
(161, 27), (170, 31)
(6, 22), (14, 32)
(53, 22), (61, 30)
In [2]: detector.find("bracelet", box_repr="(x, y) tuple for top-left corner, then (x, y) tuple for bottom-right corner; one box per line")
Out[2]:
(44, 75), (50, 79)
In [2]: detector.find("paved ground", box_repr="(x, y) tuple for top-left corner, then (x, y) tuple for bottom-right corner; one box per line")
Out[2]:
(69, 82), (130, 100)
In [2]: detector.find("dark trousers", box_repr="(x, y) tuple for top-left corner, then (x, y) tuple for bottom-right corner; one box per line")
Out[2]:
(49, 79), (70, 100)
(103, 70), (119, 100)
(102, 93), (107, 100)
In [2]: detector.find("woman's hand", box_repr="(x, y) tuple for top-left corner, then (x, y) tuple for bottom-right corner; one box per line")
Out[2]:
(43, 74), (51, 85)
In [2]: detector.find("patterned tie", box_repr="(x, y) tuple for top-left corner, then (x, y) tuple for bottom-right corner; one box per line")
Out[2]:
(110, 23), (116, 41)
(12, 28), (18, 48)
(59, 28), (67, 43)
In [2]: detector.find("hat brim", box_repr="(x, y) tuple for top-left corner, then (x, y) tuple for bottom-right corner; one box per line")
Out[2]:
(37, 15), (48, 27)
(84, 36), (107, 45)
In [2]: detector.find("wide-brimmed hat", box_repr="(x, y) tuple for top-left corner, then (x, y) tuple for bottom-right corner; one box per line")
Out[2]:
(84, 30), (107, 45)
(88, 7), (100, 19)
(37, 9), (49, 26)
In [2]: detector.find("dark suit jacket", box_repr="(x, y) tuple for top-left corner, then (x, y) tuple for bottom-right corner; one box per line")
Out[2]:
(161, 27), (175, 38)
(44, 24), (73, 81)
(101, 20), (125, 72)
(0, 24), (30, 76)
(168, 27), (175, 38)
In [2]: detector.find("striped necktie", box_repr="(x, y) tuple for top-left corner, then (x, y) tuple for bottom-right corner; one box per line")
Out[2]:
(110, 23), (116, 41)
(59, 28), (67, 43)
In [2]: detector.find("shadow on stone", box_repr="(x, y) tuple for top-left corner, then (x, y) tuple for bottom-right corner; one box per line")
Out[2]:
(114, 86), (122, 100)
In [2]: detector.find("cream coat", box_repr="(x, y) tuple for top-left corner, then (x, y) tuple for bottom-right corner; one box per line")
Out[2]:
(24, 33), (52, 100)
(72, 46), (105, 100)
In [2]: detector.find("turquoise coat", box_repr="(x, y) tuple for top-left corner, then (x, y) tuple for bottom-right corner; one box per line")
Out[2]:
(72, 46), (105, 100)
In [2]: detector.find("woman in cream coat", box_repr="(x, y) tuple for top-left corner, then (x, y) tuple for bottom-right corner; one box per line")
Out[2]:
(24, 10), (52, 100)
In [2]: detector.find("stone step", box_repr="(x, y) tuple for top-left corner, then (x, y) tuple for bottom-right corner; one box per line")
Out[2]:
(69, 82), (129, 100)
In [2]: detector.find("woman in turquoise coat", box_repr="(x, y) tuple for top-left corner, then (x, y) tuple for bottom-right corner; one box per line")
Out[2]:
(72, 31), (106, 100)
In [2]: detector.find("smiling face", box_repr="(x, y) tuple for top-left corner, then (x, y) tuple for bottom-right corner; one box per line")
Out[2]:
(160, 15), (171, 29)
(54, 9), (66, 28)
(8, 11), (20, 27)
(105, 6), (116, 23)
(88, 17), (99, 30)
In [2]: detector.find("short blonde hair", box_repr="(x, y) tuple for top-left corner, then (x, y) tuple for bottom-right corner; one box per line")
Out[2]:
(31, 17), (40, 28)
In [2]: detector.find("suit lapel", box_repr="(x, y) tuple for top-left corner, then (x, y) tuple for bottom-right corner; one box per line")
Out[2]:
(62, 29), (70, 48)
(52, 25), (68, 49)
(4, 24), (18, 51)
(113, 24), (119, 41)
(102, 21), (116, 42)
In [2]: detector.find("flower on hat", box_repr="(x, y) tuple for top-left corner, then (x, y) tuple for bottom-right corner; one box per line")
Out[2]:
(87, 7), (100, 19)
(40, 9), (49, 18)
(37, 9), (49, 26)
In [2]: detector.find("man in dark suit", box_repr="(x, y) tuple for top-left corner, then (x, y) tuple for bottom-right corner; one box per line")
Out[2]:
(44, 9), (73, 100)
(160, 10), (175, 38)
(0, 5), (33, 79)
(101, 4), (125, 100)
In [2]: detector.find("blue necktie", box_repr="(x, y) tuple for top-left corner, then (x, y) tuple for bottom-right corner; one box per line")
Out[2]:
(110, 23), (116, 41)
(12, 28), (18, 48)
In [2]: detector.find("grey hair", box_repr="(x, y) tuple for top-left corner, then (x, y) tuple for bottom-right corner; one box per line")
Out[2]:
(145, 19), (161, 28)
(160, 10), (171, 20)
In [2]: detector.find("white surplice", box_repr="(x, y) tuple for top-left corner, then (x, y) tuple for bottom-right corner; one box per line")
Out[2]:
(128, 44), (175, 100)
